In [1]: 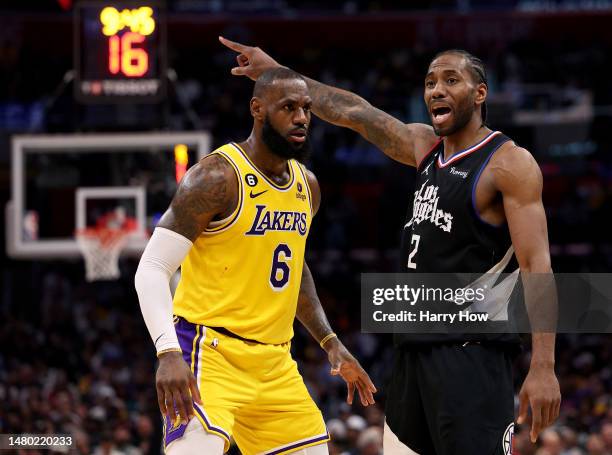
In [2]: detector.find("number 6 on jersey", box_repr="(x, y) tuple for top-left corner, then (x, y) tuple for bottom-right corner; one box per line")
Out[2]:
(270, 243), (292, 290)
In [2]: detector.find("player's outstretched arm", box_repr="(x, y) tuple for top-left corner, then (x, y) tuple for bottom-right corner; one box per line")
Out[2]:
(298, 261), (377, 406)
(135, 154), (237, 425)
(219, 36), (437, 167)
(492, 145), (561, 443)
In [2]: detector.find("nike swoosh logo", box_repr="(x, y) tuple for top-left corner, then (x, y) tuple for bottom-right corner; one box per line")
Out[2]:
(249, 190), (268, 198)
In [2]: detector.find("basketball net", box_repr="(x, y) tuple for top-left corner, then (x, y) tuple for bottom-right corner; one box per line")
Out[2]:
(76, 208), (137, 282)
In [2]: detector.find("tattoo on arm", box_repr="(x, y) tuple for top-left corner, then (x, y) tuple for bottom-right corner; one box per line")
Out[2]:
(157, 154), (234, 241)
(296, 261), (333, 343)
(304, 76), (430, 166)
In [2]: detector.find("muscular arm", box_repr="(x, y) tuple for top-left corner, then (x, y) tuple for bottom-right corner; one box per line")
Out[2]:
(297, 168), (376, 405)
(296, 168), (331, 342)
(492, 145), (561, 441)
(302, 76), (435, 166)
(158, 154), (237, 241)
(297, 256), (377, 406)
(296, 261), (334, 345)
(219, 36), (437, 167)
(135, 153), (237, 424)
(493, 146), (555, 353)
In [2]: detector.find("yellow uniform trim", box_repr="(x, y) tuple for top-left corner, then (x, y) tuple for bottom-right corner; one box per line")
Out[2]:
(262, 433), (331, 455)
(295, 162), (313, 217)
(190, 324), (199, 371)
(231, 142), (295, 190)
(203, 150), (244, 233)
(192, 411), (231, 449)
(276, 438), (331, 455)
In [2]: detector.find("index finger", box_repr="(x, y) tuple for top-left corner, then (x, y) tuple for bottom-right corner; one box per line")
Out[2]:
(360, 370), (377, 393)
(219, 36), (250, 53)
(356, 379), (375, 405)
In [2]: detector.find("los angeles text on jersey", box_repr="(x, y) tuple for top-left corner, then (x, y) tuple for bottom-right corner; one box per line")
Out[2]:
(245, 204), (308, 236)
(407, 180), (453, 233)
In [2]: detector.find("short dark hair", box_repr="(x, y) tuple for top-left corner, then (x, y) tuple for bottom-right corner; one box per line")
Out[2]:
(253, 67), (306, 98)
(433, 49), (488, 124)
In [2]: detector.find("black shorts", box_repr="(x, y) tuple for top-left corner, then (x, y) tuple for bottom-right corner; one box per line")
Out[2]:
(385, 343), (515, 455)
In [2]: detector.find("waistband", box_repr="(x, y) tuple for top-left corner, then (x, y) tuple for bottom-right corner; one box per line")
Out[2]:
(207, 326), (265, 345)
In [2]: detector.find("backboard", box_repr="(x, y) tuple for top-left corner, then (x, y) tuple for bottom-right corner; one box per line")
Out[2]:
(7, 132), (211, 259)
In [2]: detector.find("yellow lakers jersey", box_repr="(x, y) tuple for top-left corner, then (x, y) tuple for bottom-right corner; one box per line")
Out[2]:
(173, 142), (313, 344)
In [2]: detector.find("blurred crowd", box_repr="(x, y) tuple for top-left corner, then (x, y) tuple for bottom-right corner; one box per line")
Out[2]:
(0, 265), (611, 454)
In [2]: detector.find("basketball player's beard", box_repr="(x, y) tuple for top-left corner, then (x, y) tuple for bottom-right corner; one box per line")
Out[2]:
(432, 97), (475, 137)
(262, 116), (311, 163)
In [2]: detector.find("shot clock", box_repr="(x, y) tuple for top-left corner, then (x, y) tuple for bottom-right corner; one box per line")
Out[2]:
(74, 2), (166, 102)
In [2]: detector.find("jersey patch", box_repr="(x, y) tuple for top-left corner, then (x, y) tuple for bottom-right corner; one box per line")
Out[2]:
(245, 173), (258, 187)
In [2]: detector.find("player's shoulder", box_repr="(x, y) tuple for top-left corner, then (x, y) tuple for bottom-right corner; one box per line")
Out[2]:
(299, 164), (318, 188)
(295, 162), (321, 215)
(489, 139), (542, 190)
(409, 123), (439, 168)
(179, 152), (238, 195)
(490, 139), (538, 171)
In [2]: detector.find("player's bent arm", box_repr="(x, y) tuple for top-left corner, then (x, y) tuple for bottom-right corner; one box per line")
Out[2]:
(492, 145), (561, 438)
(135, 154), (238, 354)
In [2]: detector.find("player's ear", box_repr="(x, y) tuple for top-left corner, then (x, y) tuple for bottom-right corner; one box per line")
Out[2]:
(250, 97), (265, 121)
(475, 83), (487, 107)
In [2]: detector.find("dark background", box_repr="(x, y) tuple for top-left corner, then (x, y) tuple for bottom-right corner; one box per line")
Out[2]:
(1, 1), (611, 454)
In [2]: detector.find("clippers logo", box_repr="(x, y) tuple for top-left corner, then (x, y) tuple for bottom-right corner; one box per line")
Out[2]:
(407, 180), (453, 233)
(503, 422), (514, 455)
(246, 205), (308, 236)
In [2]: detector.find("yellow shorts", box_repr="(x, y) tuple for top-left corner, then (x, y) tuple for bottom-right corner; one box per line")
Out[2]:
(163, 317), (329, 455)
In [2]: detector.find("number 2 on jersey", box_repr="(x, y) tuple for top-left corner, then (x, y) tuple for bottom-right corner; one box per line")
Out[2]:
(407, 234), (420, 269)
(270, 243), (292, 290)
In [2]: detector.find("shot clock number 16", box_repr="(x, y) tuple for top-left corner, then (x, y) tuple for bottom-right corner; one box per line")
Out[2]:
(74, 2), (166, 102)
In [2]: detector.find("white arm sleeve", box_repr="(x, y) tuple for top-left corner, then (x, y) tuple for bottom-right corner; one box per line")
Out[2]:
(134, 227), (193, 354)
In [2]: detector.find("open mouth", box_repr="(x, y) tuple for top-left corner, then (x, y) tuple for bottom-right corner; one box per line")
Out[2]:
(431, 106), (452, 125)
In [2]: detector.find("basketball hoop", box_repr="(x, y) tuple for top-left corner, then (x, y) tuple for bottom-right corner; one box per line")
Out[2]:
(76, 227), (131, 282)
(76, 210), (139, 282)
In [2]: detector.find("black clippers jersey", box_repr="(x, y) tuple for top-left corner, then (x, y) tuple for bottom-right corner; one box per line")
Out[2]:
(397, 130), (521, 346)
